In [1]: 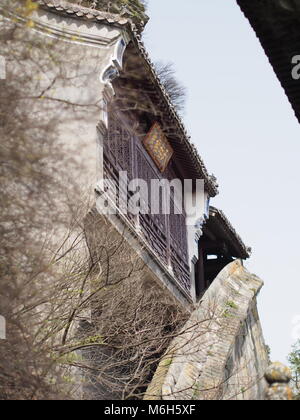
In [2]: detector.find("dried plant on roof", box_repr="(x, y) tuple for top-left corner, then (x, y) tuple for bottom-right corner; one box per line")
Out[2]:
(154, 61), (187, 114)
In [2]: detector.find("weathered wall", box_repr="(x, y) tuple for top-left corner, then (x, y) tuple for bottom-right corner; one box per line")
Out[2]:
(221, 300), (269, 400)
(31, 6), (125, 192)
(145, 260), (269, 400)
(1, 3), (129, 197)
(0, 3), (133, 260)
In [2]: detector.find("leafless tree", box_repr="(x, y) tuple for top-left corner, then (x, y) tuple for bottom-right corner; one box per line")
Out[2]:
(0, 1), (260, 402)
(0, 1), (187, 400)
(0, 0), (94, 399)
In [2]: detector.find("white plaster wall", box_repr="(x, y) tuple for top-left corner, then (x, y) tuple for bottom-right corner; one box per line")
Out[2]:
(0, 6), (131, 258)
(185, 185), (209, 299)
(15, 7), (129, 196)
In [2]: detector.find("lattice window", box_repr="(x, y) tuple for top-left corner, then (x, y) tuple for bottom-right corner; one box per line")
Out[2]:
(169, 198), (190, 292)
(104, 111), (191, 294)
(104, 113), (131, 177)
(137, 148), (168, 263)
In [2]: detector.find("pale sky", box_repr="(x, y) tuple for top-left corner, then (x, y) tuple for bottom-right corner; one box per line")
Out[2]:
(144, 0), (300, 363)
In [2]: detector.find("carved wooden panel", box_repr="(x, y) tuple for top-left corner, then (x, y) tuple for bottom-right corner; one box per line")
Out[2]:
(137, 148), (168, 263)
(103, 113), (135, 223)
(104, 113), (132, 177)
(169, 200), (190, 292)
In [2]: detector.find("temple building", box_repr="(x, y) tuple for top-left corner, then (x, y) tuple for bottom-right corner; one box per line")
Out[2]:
(15, 0), (252, 307)
(1, 0), (271, 400)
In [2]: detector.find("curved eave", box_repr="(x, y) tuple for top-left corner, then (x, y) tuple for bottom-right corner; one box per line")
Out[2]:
(208, 206), (250, 260)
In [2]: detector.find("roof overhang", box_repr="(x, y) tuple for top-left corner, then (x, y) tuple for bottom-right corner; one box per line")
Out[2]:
(237, 0), (300, 124)
(203, 206), (250, 260)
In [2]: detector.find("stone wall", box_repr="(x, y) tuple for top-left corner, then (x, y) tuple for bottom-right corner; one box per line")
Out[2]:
(264, 362), (294, 400)
(145, 260), (269, 400)
(221, 300), (269, 400)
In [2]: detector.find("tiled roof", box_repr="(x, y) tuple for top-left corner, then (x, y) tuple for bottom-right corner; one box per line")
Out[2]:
(130, 29), (219, 196)
(31, 0), (219, 196)
(237, 0), (300, 124)
(209, 206), (250, 259)
(34, 0), (130, 27)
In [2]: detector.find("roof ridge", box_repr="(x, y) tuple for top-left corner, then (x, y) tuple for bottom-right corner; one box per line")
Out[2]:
(33, 0), (131, 26)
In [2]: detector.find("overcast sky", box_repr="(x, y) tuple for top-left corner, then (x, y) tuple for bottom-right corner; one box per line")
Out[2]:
(144, 0), (300, 363)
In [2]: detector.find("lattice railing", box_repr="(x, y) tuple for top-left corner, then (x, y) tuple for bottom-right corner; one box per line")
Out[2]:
(103, 112), (191, 293)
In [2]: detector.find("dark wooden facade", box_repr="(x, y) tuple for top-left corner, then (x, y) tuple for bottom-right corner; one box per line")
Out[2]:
(103, 110), (191, 293)
(101, 37), (249, 301)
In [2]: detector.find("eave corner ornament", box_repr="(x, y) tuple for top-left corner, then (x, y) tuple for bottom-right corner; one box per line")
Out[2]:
(143, 122), (173, 173)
